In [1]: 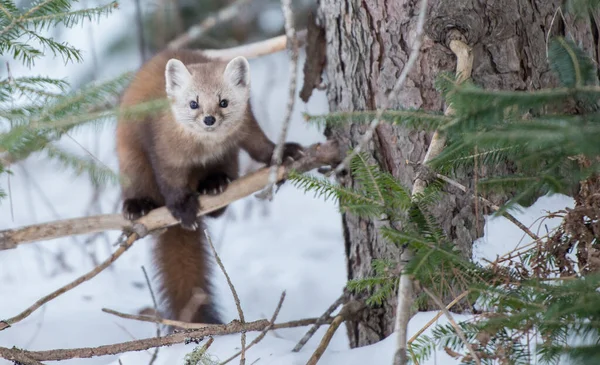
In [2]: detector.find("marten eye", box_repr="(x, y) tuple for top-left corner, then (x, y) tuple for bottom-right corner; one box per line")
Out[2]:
(219, 99), (228, 108)
(189, 100), (199, 109)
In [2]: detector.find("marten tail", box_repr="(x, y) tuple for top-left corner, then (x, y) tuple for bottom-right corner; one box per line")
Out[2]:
(153, 223), (221, 325)
(200, 29), (307, 61)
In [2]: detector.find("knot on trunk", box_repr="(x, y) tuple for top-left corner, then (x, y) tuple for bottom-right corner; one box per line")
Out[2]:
(425, 1), (485, 46)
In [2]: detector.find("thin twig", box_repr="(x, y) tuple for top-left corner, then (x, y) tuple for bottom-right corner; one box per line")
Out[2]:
(102, 307), (334, 330)
(256, 0), (299, 200)
(292, 292), (347, 352)
(304, 315), (344, 365)
(0, 141), (340, 250)
(141, 265), (161, 365)
(0, 316), (337, 363)
(422, 287), (481, 365)
(0, 233), (138, 331)
(407, 290), (469, 344)
(433, 171), (540, 241)
(391, 4), (431, 363)
(220, 291), (287, 365)
(334, 0), (429, 174)
(205, 230), (246, 365)
(168, 0), (251, 49)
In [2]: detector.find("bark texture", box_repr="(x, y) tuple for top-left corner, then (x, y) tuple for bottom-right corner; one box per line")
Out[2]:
(316, 0), (600, 348)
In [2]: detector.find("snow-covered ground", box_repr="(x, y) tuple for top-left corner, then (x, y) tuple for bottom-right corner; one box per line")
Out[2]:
(0, 2), (577, 365)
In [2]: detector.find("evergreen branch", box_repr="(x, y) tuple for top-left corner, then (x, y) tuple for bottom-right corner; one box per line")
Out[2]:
(304, 110), (449, 130)
(395, 32), (474, 365)
(24, 2), (117, 31)
(43, 144), (119, 187)
(0, 40), (42, 67)
(289, 172), (385, 211)
(353, 152), (384, 204)
(556, 37), (583, 86)
(0, 0), (16, 17)
(17, 25), (83, 63)
(0, 0), (116, 65)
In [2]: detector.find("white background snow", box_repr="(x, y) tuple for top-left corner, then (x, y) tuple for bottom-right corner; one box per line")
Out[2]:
(0, 2), (576, 364)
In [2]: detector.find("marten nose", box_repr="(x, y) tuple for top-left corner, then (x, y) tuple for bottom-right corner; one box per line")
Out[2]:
(203, 115), (216, 126)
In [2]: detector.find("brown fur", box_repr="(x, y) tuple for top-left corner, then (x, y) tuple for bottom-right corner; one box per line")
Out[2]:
(116, 47), (302, 324)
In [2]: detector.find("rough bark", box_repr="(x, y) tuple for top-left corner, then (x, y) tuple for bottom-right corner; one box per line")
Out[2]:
(316, 0), (600, 348)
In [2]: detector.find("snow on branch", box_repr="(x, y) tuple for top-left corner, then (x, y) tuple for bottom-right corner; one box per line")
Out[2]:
(0, 140), (341, 251)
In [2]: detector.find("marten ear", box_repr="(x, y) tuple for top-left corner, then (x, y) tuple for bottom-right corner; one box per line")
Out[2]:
(165, 59), (192, 96)
(223, 56), (250, 88)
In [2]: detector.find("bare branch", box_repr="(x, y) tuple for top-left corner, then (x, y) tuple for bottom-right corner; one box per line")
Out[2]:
(408, 290), (469, 344)
(0, 347), (46, 365)
(304, 316), (344, 365)
(102, 307), (334, 331)
(0, 315), (338, 363)
(205, 230), (246, 364)
(394, 28), (473, 365)
(292, 292), (347, 352)
(0, 141), (340, 250)
(334, 0), (429, 174)
(0, 233), (139, 331)
(220, 291), (287, 365)
(168, 0), (251, 49)
(256, 0), (300, 200)
(431, 170), (540, 241)
(390, 3), (432, 364)
(141, 265), (161, 365)
(422, 287), (481, 365)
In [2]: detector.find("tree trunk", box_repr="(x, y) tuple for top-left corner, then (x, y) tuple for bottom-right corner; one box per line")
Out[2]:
(315, 0), (599, 348)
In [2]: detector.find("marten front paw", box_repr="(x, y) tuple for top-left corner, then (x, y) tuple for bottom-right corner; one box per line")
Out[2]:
(281, 142), (305, 165)
(123, 198), (158, 220)
(167, 193), (200, 231)
(198, 173), (231, 195)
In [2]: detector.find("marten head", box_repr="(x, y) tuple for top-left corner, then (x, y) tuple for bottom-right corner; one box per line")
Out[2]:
(164, 56), (250, 139)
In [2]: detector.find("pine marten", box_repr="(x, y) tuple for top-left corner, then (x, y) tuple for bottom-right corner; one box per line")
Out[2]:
(116, 36), (303, 324)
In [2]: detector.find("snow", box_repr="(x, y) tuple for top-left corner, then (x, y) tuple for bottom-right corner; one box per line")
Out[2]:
(0, 2), (578, 365)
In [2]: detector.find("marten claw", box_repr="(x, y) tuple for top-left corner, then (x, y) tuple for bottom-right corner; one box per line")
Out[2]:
(123, 198), (158, 221)
(197, 173), (230, 196)
(180, 220), (198, 231)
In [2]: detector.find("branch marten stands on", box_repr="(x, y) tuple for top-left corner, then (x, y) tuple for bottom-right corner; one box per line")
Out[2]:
(116, 38), (303, 324)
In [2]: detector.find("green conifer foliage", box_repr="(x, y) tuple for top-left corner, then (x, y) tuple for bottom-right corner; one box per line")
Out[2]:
(0, 0), (168, 193)
(296, 14), (600, 362)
